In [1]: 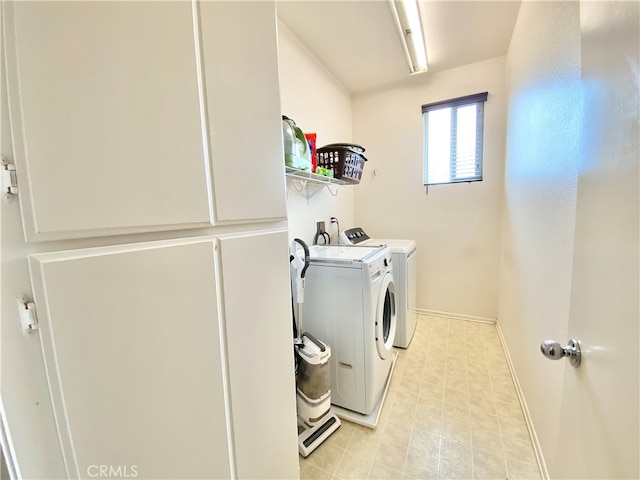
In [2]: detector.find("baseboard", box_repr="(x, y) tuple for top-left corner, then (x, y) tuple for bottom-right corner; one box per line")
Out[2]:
(495, 321), (549, 480)
(416, 308), (496, 325)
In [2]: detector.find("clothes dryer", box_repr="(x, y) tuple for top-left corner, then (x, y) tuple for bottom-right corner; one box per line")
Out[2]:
(301, 245), (397, 415)
(340, 227), (417, 348)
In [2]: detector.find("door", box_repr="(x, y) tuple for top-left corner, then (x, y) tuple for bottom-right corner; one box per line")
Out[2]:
(375, 273), (397, 360)
(199, 1), (288, 223)
(218, 230), (299, 479)
(2, 1), (214, 241)
(552, 2), (639, 478)
(28, 238), (232, 479)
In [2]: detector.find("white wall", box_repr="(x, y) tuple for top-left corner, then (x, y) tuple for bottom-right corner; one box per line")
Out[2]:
(499, 1), (582, 472)
(277, 20), (354, 245)
(352, 57), (507, 319)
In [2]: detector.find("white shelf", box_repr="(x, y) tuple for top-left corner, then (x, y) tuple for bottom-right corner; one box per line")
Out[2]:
(285, 167), (350, 201)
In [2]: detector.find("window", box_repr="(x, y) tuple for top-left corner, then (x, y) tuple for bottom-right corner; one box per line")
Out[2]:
(422, 92), (488, 186)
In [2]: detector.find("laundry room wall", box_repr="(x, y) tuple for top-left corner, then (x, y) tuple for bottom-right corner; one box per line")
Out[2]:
(498, 1), (581, 473)
(277, 20), (354, 245)
(352, 57), (507, 320)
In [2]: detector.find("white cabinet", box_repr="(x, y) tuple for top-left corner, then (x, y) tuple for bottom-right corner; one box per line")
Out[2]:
(200, 2), (288, 223)
(219, 230), (299, 479)
(3, 1), (212, 241)
(3, 0), (287, 242)
(1, 1), (298, 479)
(25, 231), (299, 479)
(29, 239), (233, 479)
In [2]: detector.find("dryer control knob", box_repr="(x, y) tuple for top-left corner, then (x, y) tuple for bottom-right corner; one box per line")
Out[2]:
(384, 258), (389, 267)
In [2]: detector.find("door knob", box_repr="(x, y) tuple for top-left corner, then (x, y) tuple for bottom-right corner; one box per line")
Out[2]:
(540, 338), (581, 367)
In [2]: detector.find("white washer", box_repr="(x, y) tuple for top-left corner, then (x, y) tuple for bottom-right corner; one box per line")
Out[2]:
(340, 227), (417, 348)
(301, 245), (397, 416)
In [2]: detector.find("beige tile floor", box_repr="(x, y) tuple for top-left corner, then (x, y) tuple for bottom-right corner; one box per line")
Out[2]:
(299, 315), (542, 480)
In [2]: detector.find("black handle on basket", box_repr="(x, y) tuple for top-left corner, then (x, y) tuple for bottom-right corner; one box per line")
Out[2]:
(321, 143), (366, 154)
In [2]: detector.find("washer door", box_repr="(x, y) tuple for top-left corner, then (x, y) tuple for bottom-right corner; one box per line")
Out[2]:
(375, 272), (397, 360)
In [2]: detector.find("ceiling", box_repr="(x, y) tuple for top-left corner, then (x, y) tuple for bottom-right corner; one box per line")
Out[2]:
(276, 1), (521, 95)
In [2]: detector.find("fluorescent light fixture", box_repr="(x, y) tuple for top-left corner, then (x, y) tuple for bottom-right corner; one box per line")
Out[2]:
(389, 0), (428, 74)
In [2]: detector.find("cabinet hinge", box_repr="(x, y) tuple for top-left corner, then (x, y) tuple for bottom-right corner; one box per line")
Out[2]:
(2, 155), (18, 200)
(17, 295), (39, 334)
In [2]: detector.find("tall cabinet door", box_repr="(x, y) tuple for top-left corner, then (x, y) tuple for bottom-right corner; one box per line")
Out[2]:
(199, 1), (287, 223)
(218, 230), (299, 479)
(3, 1), (214, 241)
(28, 238), (233, 479)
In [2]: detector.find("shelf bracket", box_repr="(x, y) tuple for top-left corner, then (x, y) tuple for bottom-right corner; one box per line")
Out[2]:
(288, 177), (307, 194)
(285, 168), (346, 203)
(325, 185), (338, 197)
(286, 177), (325, 203)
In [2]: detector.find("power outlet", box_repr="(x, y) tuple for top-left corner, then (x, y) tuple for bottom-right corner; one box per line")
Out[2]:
(316, 221), (326, 232)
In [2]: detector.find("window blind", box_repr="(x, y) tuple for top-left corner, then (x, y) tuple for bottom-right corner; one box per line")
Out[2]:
(422, 92), (488, 186)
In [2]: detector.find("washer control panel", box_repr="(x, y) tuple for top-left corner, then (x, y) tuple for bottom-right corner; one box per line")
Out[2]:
(340, 227), (370, 245)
